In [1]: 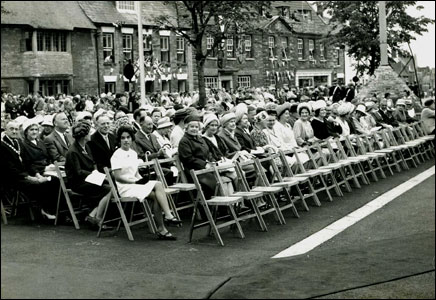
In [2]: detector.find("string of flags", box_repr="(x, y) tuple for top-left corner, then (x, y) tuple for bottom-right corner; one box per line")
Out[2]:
(133, 57), (185, 82)
(266, 70), (294, 81)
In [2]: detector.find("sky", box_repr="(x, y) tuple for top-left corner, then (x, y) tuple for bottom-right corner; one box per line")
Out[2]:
(406, 1), (435, 68)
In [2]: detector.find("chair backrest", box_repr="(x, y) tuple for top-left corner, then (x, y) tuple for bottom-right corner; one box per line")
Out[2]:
(190, 168), (218, 201)
(103, 167), (122, 205)
(235, 159), (266, 189)
(255, 154), (284, 185)
(281, 148), (307, 174)
(278, 150), (296, 178)
(54, 161), (69, 190)
(313, 142), (330, 166)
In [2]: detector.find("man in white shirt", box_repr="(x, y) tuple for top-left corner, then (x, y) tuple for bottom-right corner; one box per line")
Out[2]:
(170, 109), (190, 148)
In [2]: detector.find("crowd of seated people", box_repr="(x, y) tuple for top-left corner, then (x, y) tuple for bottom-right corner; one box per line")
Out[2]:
(1, 84), (434, 240)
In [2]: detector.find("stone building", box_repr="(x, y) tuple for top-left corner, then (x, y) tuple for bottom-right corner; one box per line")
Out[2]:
(1, 1), (97, 96)
(200, 1), (345, 91)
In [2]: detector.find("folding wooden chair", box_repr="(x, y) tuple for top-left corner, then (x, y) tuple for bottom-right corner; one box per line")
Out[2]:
(412, 121), (435, 158)
(189, 168), (244, 246)
(372, 129), (405, 173)
(98, 167), (158, 241)
(54, 161), (87, 230)
(235, 159), (286, 228)
(340, 136), (378, 183)
(313, 141), (358, 191)
(284, 148), (340, 200)
(212, 163), (268, 232)
(359, 133), (394, 177)
(386, 128), (418, 169)
(398, 125), (428, 163)
(153, 156), (198, 220)
(278, 150), (322, 206)
(255, 154), (310, 214)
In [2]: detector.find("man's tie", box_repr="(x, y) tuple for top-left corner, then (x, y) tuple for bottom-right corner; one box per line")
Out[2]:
(103, 135), (110, 149)
(64, 133), (70, 147)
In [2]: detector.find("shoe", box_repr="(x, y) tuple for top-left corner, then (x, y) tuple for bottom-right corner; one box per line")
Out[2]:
(41, 209), (56, 220)
(85, 215), (101, 226)
(156, 231), (177, 240)
(164, 217), (182, 226)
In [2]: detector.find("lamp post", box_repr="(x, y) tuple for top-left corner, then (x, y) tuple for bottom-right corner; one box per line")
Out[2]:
(136, 1), (146, 106)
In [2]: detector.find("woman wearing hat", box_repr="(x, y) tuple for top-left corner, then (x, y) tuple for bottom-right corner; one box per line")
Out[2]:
(335, 103), (353, 137)
(202, 114), (230, 159)
(293, 103), (317, 147)
(311, 100), (342, 140)
(65, 120), (112, 228)
(178, 114), (217, 199)
(393, 99), (409, 125)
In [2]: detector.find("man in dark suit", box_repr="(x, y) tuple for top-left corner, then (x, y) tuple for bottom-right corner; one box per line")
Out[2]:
(1, 120), (58, 217)
(329, 82), (343, 103)
(87, 114), (116, 173)
(44, 112), (74, 163)
(344, 83), (355, 102)
(135, 116), (174, 184)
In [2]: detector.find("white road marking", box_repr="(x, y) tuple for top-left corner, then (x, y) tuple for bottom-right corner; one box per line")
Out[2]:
(272, 166), (435, 259)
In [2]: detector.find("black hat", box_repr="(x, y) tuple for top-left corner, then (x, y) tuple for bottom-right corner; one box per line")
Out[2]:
(174, 108), (190, 121)
(184, 114), (202, 124)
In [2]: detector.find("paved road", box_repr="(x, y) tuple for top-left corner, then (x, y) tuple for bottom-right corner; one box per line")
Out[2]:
(1, 160), (435, 299)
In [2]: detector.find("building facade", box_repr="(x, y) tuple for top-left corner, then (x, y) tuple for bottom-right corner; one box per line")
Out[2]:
(1, 1), (344, 96)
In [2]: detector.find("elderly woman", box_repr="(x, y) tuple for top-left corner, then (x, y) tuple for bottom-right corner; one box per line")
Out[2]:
(335, 102), (353, 137)
(110, 125), (180, 240)
(293, 103), (317, 147)
(65, 121), (112, 228)
(18, 119), (60, 219)
(311, 100), (342, 140)
(178, 114), (217, 199)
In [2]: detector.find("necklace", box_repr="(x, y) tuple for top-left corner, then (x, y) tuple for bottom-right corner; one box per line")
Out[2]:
(2, 136), (22, 162)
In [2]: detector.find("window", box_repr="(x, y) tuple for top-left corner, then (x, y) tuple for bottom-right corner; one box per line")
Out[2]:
(226, 35), (234, 57)
(238, 76), (251, 88)
(178, 80), (186, 92)
(308, 39), (315, 60)
(297, 9), (312, 21)
(281, 36), (289, 59)
(244, 35), (252, 58)
(35, 31), (68, 52)
(105, 82), (115, 94)
(103, 33), (114, 63)
(298, 38), (304, 60)
(117, 1), (135, 12)
(122, 34), (133, 60)
(204, 77), (218, 89)
(143, 34), (153, 58)
(160, 36), (170, 62)
(280, 7), (289, 18)
(320, 43), (325, 59)
(206, 35), (214, 50)
(336, 49), (341, 65)
(176, 37), (185, 62)
(268, 36), (276, 57)
(162, 80), (170, 92)
(21, 31), (32, 52)
(38, 80), (69, 96)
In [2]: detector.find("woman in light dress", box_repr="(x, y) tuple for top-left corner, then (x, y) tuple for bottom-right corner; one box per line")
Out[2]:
(110, 125), (180, 240)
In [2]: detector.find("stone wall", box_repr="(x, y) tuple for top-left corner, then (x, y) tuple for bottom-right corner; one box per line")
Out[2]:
(356, 65), (416, 101)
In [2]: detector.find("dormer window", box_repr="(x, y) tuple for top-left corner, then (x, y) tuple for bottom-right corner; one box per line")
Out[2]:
(296, 9), (312, 21)
(117, 1), (135, 13)
(279, 7), (289, 18)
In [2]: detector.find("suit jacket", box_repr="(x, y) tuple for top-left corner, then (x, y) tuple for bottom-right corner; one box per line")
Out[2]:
(135, 130), (165, 160)
(20, 138), (51, 176)
(65, 141), (97, 188)
(379, 109), (399, 127)
(44, 130), (74, 162)
(345, 88), (355, 102)
(178, 133), (211, 172)
(329, 85), (343, 103)
(87, 131), (116, 173)
(0, 138), (29, 186)
(235, 126), (256, 152)
(218, 129), (241, 158)
(203, 134), (229, 161)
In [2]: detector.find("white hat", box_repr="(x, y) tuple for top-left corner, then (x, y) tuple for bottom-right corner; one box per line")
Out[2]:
(312, 100), (327, 112)
(203, 113), (220, 128)
(22, 118), (40, 133)
(14, 116), (29, 127)
(93, 108), (107, 120)
(100, 93), (107, 98)
(396, 99), (406, 106)
(165, 109), (176, 119)
(355, 104), (367, 115)
(41, 114), (54, 127)
(219, 112), (236, 126)
(337, 103), (350, 116)
(365, 101), (376, 111)
(157, 117), (173, 129)
(75, 111), (93, 122)
(297, 102), (312, 115)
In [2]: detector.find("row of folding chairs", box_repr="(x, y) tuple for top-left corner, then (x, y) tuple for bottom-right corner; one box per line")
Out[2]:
(187, 121), (434, 246)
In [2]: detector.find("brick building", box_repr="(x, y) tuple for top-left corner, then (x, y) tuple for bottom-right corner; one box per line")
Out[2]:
(1, 1), (344, 95)
(1, 1), (97, 96)
(201, 1), (346, 91)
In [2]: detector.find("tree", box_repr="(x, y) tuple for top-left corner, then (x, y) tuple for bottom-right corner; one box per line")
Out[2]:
(154, 1), (270, 108)
(315, 1), (434, 76)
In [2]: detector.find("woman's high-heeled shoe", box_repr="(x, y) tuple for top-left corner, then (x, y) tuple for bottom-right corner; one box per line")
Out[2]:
(41, 209), (56, 220)
(156, 231), (177, 240)
(164, 217), (182, 226)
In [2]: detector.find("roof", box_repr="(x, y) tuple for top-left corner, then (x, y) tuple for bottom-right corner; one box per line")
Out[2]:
(1, 1), (96, 30)
(78, 1), (184, 27)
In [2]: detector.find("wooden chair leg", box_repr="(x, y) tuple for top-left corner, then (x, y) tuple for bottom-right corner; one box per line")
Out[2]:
(1, 200), (8, 225)
(188, 200), (199, 243)
(250, 197), (268, 232)
(228, 205), (245, 239)
(295, 184), (310, 210)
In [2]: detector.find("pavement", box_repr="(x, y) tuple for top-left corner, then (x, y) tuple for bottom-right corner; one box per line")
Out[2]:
(1, 160), (435, 299)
